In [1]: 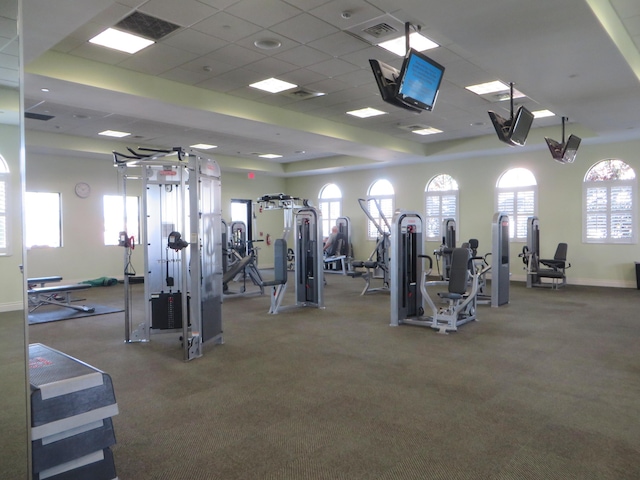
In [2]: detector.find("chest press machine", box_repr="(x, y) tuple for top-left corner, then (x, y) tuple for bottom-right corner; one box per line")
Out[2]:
(390, 210), (479, 334)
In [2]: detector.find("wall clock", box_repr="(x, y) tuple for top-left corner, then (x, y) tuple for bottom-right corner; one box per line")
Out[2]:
(74, 182), (91, 198)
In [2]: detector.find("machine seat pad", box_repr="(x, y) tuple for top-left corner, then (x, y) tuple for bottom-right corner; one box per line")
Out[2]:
(536, 268), (564, 278)
(362, 261), (378, 269)
(437, 292), (463, 300)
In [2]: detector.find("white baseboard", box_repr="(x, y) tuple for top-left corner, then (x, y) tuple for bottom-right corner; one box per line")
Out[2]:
(0, 302), (25, 313)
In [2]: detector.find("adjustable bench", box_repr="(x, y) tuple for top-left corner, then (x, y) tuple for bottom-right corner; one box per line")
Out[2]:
(28, 284), (95, 313)
(27, 276), (63, 289)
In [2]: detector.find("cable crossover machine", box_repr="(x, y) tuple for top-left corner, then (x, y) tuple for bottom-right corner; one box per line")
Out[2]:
(114, 146), (224, 361)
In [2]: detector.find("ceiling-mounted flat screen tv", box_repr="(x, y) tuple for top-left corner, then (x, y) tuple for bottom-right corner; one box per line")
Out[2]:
(488, 105), (534, 146)
(545, 134), (581, 164)
(369, 48), (445, 113)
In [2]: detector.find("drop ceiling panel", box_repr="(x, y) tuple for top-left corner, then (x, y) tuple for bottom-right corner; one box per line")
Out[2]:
(160, 29), (227, 56)
(273, 45), (332, 67)
(138, 0), (218, 27)
(308, 0), (385, 29)
(270, 13), (339, 44)
(307, 31), (369, 57)
(192, 11), (263, 42)
(226, 0), (302, 28)
(118, 44), (199, 76)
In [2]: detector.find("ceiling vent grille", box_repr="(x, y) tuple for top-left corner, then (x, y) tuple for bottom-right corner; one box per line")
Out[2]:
(345, 14), (406, 44)
(362, 23), (398, 38)
(283, 88), (324, 100)
(115, 11), (180, 41)
(25, 112), (55, 121)
(398, 124), (429, 132)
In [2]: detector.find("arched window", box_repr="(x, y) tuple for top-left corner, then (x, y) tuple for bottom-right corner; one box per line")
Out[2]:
(583, 159), (636, 243)
(367, 179), (394, 239)
(425, 174), (459, 240)
(319, 183), (342, 238)
(0, 155), (9, 255)
(496, 168), (537, 240)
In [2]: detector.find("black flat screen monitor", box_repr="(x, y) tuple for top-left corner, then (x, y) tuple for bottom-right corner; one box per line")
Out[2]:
(369, 59), (422, 113)
(545, 134), (581, 164)
(509, 106), (534, 146)
(488, 105), (534, 147)
(396, 49), (445, 112)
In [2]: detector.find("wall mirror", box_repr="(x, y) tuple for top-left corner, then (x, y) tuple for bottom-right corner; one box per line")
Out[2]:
(0, 0), (29, 477)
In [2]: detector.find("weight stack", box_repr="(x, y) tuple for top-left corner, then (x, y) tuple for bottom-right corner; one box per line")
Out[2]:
(29, 344), (119, 480)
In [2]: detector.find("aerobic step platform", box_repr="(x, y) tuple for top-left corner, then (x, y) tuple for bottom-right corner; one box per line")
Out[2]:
(29, 343), (119, 480)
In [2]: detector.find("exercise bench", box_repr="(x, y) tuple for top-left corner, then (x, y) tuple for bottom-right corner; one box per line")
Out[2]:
(28, 284), (95, 313)
(27, 276), (63, 289)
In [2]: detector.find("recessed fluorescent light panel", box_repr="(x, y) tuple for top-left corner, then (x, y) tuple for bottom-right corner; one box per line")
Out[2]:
(99, 130), (131, 138)
(89, 28), (154, 54)
(532, 109), (555, 118)
(190, 143), (217, 150)
(346, 107), (387, 118)
(250, 78), (297, 93)
(465, 80), (510, 96)
(412, 127), (442, 135)
(378, 32), (439, 56)
(259, 153), (282, 159)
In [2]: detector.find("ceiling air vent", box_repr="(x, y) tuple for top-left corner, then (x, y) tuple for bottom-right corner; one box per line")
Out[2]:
(115, 11), (180, 41)
(345, 14), (406, 44)
(283, 88), (324, 100)
(25, 112), (55, 121)
(362, 23), (398, 39)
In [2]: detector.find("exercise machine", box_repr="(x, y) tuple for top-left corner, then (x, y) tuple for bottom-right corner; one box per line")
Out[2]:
(114, 146), (224, 361)
(520, 216), (570, 289)
(491, 212), (510, 307)
(433, 218), (456, 280)
(256, 194), (324, 314)
(349, 198), (391, 295)
(223, 221), (266, 296)
(390, 210), (479, 333)
(323, 216), (351, 275)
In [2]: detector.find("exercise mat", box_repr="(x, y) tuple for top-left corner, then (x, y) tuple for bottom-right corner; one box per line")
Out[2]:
(28, 305), (124, 325)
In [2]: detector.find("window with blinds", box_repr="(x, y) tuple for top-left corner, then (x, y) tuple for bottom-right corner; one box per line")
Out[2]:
(583, 159), (636, 243)
(496, 168), (537, 240)
(319, 183), (342, 238)
(425, 174), (459, 240)
(367, 179), (394, 239)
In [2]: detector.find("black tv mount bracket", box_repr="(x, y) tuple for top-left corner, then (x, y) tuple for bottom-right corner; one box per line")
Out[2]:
(403, 22), (422, 55)
(558, 116), (569, 143)
(508, 82), (516, 122)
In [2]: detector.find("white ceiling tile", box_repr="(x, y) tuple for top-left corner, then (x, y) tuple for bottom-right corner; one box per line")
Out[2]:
(273, 45), (332, 67)
(309, 0), (384, 29)
(118, 43), (199, 76)
(270, 13), (338, 44)
(68, 42), (131, 65)
(307, 31), (369, 57)
(306, 57), (359, 77)
(160, 29), (226, 55)
(199, 67), (266, 92)
(244, 56), (298, 77)
(139, 0), (218, 27)
(211, 43), (266, 68)
(226, 0), (302, 28)
(192, 11), (263, 42)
